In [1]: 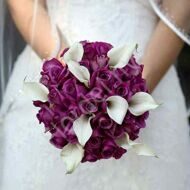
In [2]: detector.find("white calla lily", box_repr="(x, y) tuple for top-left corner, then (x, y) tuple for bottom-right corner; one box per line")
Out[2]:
(63, 42), (84, 63)
(106, 96), (128, 125)
(23, 82), (48, 101)
(107, 43), (137, 69)
(61, 143), (84, 174)
(130, 143), (158, 157)
(116, 133), (157, 157)
(67, 60), (90, 87)
(129, 92), (159, 116)
(73, 114), (93, 147)
(62, 42), (90, 86)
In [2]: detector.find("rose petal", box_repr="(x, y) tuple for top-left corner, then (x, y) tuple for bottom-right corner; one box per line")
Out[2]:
(67, 60), (90, 87)
(73, 115), (93, 146)
(61, 143), (84, 174)
(107, 43), (137, 69)
(129, 92), (159, 116)
(106, 96), (128, 125)
(63, 42), (84, 63)
(23, 82), (48, 101)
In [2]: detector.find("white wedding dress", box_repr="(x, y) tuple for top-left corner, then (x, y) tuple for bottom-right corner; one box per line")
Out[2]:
(1, 0), (190, 190)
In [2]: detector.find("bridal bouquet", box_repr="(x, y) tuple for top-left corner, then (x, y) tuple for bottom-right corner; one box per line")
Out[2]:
(24, 40), (159, 174)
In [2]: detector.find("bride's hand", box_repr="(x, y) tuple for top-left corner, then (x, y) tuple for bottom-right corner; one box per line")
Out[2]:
(56, 47), (66, 66)
(142, 0), (189, 93)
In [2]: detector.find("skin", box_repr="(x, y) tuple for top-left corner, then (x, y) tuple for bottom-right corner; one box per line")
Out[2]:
(7, 0), (56, 59)
(142, 20), (184, 92)
(7, 0), (190, 92)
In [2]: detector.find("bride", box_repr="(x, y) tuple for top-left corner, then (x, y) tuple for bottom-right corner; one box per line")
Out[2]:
(1, 0), (190, 189)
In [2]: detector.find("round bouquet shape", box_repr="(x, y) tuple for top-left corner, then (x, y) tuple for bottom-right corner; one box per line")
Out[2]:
(24, 41), (159, 174)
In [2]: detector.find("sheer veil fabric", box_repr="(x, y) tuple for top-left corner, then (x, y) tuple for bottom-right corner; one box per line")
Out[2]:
(149, 0), (190, 45)
(0, 0), (190, 190)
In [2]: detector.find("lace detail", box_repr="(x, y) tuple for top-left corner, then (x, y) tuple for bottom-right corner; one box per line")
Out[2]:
(46, 0), (158, 61)
(149, 0), (190, 45)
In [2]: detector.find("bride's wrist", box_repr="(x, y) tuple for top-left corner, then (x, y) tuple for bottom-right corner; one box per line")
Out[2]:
(142, 71), (154, 93)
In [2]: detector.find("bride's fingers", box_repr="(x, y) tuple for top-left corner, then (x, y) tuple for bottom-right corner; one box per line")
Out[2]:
(57, 48), (66, 66)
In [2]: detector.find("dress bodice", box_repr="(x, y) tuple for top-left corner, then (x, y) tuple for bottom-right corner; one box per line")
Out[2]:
(46, 0), (157, 60)
(46, 0), (190, 49)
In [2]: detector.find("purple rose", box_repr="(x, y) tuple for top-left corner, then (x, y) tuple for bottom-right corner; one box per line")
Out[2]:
(33, 101), (53, 125)
(79, 98), (98, 114)
(56, 123), (78, 144)
(95, 56), (109, 69)
(40, 58), (66, 87)
(130, 77), (148, 95)
(83, 43), (97, 60)
(101, 138), (117, 159)
(114, 82), (129, 98)
(103, 124), (116, 138)
(61, 78), (77, 99)
(92, 113), (116, 138)
(67, 107), (81, 121)
(50, 130), (68, 149)
(75, 83), (88, 99)
(64, 125), (78, 144)
(91, 127), (104, 138)
(96, 69), (112, 83)
(113, 147), (127, 159)
(60, 115), (73, 128)
(86, 87), (104, 99)
(123, 56), (143, 77)
(90, 68), (114, 95)
(51, 105), (68, 126)
(81, 41), (112, 59)
(80, 56), (109, 73)
(97, 113), (114, 129)
(114, 68), (129, 82)
(48, 87), (63, 105)
(81, 40), (112, 55)
(82, 151), (99, 163)
(85, 136), (102, 150)
(123, 112), (149, 140)
(94, 41), (113, 55)
(114, 126), (125, 139)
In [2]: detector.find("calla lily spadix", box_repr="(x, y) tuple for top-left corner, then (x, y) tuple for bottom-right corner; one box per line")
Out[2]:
(60, 143), (84, 174)
(107, 43), (138, 69)
(128, 92), (159, 116)
(106, 96), (128, 125)
(116, 133), (158, 158)
(62, 42), (90, 86)
(73, 114), (93, 147)
(23, 81), (48, 101)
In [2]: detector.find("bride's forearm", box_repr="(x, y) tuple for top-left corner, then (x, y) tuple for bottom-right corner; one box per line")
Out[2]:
(7, 0), (56, 59)
(142, 20), (184, 93)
